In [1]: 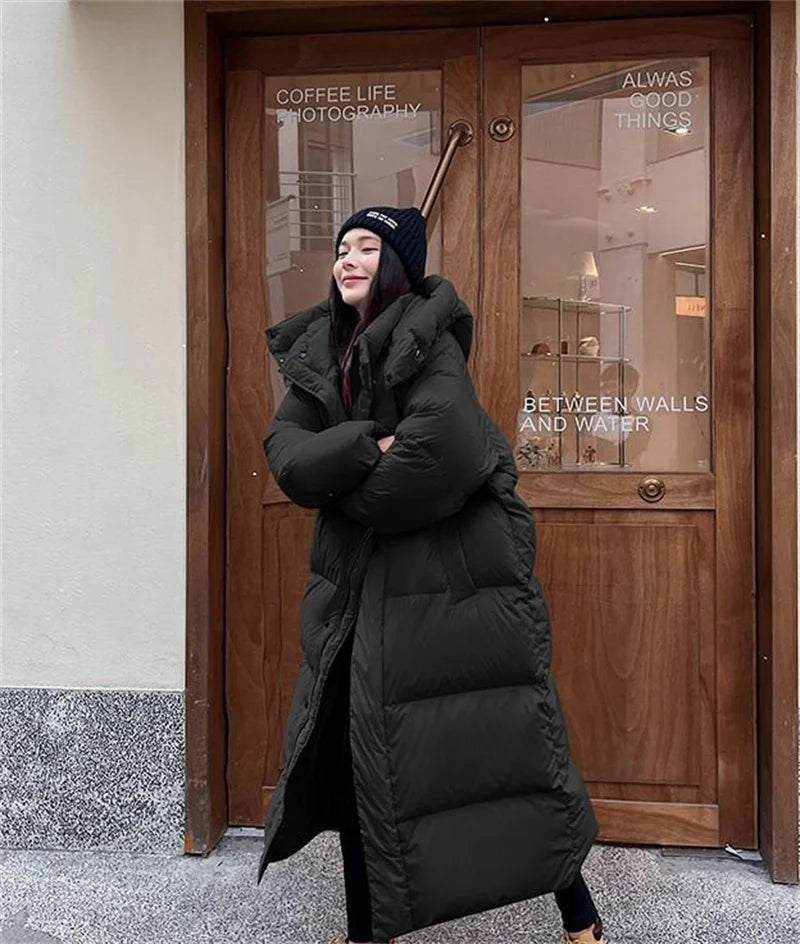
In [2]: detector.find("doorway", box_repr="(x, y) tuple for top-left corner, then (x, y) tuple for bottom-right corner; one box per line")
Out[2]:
(221, 15), (756, 850)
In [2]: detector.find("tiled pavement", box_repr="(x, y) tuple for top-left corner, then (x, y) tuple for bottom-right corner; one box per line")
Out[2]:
(1, 835), (798, 943)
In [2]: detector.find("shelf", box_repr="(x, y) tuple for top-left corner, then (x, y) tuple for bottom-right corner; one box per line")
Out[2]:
(516, 294), (629, 471)
(520, 353), (629, 363)
(558, 462), (628, 470)
(522, 296), (631, 313)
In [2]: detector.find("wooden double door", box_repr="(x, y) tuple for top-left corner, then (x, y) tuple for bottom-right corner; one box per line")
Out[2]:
(224, 15), (755, 848)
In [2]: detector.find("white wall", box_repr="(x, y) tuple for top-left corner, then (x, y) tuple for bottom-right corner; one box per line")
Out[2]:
(1, 0), (186, 689)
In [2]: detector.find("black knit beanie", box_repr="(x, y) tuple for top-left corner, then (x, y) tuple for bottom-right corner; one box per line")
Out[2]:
(335, 206), (427, 288)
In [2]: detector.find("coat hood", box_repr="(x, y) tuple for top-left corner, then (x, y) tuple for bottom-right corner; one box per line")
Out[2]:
(265, 275), (473, 392)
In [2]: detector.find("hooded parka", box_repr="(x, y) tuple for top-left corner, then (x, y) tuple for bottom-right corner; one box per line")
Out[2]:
(259, 275), (598, 941)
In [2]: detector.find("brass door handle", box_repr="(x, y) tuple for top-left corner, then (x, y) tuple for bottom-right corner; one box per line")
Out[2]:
(638, 476), (666, 503)
(419, 120), (474, 219)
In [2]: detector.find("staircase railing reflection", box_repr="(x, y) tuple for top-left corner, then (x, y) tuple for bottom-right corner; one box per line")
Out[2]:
(270, 170), (357, 250)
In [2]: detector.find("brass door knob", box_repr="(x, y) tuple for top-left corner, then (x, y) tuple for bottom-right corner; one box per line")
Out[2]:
(638, 476), (666, 503)
(489, 116), (516, 141)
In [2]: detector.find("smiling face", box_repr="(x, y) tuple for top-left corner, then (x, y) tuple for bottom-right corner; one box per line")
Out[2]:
(333, 227), (382, 314)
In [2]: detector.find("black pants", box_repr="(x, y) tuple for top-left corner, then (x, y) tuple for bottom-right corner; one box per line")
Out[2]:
(337, 721), (599, 942)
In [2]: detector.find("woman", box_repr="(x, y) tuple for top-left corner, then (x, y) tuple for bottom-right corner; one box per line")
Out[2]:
(260, 206), (605, 944)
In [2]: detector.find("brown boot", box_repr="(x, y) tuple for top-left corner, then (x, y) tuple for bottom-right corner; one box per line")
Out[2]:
(562, 916), (605, 942)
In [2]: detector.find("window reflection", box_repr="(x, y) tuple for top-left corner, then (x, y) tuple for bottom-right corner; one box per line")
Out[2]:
(518, 60), (711, 473)
(263, 71), (442, 409)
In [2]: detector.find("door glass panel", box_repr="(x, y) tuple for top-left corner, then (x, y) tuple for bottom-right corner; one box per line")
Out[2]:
(516, 59), (710, 472)
(262, 71), (442, 405)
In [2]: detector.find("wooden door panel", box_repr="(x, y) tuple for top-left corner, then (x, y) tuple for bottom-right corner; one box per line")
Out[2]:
(537, 511), (715, 790)
(709, 38), (756, 848)
(224, 62), (318, 824)
(224, 30), (481, 825)
(228, 508), (313, 826)
(517, 473), (716, 509)
(225, 65), (272, 826)
(592, 799), (719, 846)
(482, 17), (754, 847)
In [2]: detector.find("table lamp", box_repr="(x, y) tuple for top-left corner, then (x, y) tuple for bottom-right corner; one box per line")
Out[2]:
(569, 251), (599, 301)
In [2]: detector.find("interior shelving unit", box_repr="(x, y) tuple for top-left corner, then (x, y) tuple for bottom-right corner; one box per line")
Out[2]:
(517, 296), (632, 470)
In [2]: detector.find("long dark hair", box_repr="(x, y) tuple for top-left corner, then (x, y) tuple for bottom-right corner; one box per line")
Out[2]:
(330, 241), (412, 414)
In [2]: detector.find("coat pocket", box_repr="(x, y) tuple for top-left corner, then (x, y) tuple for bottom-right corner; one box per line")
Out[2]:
(436, 515), (478, 602)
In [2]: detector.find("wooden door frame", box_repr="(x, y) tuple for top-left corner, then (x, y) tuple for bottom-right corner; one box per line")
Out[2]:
(183, 0), (799, 882)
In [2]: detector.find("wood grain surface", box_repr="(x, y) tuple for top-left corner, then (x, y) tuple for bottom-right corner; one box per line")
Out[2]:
(481, 17), (755, 847)
(224, 68), (273, 824)
(227, 28), (478, 72)
(538, 512), (715, 798)
(709, 34), (756, 850)
(594, 800), (719, 847)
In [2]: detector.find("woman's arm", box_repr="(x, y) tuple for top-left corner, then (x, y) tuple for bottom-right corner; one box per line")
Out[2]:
(264, 384), (384, 508)
(334, 333), (498, 533)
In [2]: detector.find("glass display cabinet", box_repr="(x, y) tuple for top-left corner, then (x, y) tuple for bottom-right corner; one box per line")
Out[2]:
(516, 296), (632, 470)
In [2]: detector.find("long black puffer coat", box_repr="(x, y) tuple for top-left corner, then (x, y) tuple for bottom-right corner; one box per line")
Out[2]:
(258, 275), (597, 941)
